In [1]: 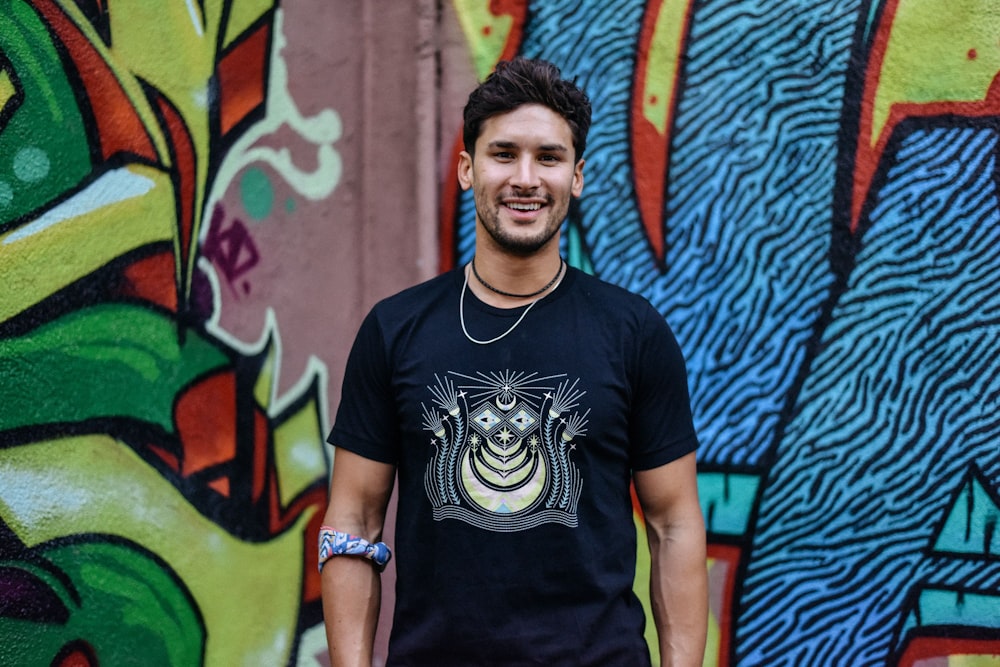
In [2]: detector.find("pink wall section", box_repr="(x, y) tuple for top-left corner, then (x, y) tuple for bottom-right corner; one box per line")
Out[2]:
(210, 1), (438, 411)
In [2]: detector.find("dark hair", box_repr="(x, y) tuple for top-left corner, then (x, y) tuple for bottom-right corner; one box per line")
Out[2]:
(462, 57), (592, 160)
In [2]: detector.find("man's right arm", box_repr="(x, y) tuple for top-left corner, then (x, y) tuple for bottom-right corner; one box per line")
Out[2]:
(321, 448), (396, 667)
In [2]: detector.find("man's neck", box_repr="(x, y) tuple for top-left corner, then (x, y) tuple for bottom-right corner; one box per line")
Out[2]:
(466, 247), (565, 308)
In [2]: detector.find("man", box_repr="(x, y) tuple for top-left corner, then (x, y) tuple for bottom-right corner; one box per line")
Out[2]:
(321, 57), (707, 666)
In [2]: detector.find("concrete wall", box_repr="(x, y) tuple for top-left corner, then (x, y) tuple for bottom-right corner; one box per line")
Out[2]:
(1, 1), (998, 666)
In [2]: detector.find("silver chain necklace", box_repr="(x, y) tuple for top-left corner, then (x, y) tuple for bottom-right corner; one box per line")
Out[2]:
(459, 261), (565, 345)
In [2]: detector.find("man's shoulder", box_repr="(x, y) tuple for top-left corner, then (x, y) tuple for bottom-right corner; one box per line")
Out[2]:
(567, 267), (655, 314)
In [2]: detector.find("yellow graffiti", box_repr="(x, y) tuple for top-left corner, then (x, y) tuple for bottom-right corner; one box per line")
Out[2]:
(0, 434), (316, 666)
(0, 164), (174, 321)
(1, 0), (276, 318)
(452, 0), (514, 80)
(55, 1), (172, 162)
(633, 510), (659, 666)
(0, 64), (15, 114)
(274, 387), (328, 506)
(704, 556), (723, 667)
(641, 0), (690, 135)
(950, 656), (1000, 666)
(222, 0), (274, 47)
(2, 2), (331, 663)
(228, 310), (330, 507)
(871, 0), (1000, 148)
(100, 0), (272, 291)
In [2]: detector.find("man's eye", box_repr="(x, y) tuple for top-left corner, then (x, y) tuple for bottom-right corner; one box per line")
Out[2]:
(494, 152), (514, 159)
(539, 155), (560, 163)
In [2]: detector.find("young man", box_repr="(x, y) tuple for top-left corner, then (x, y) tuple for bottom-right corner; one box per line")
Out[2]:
(321, 58), (707, 666)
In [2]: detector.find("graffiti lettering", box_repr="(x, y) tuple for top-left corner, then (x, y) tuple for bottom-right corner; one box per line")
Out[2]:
(202, 203), (261, 296)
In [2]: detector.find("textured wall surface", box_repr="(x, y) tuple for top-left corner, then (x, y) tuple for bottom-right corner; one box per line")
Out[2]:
(442, 1), (1000, 666)
(0, 1), (430, 665)
(2, 1), (999, 666)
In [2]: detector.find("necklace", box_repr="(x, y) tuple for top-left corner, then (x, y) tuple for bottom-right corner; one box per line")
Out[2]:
(460, 261), (566, 345)
(471, 257), (564, 298)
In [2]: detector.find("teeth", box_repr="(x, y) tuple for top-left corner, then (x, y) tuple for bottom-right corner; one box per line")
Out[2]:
(508, 203), (541, 211)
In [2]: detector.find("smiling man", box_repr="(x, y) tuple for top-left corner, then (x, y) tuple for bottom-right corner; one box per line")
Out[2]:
(320, 58), (707, 667)
(462, 102), (582, 258)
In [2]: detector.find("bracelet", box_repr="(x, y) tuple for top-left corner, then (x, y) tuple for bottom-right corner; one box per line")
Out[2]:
(318, 526), (392, 573)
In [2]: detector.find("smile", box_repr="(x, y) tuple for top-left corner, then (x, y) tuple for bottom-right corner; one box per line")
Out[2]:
(505, 202), (542, 211)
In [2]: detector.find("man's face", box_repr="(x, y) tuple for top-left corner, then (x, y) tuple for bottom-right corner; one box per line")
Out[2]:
(458, 104), (584, 256)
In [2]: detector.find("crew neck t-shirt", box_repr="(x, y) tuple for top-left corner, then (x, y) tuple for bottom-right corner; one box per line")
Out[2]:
(329, 266), (698, 666)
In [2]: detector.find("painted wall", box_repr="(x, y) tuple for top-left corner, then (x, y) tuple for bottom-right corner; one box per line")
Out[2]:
(440, 1), (1000, 666)
(0, 0), (433, 665)
(2, 0), (999, 666)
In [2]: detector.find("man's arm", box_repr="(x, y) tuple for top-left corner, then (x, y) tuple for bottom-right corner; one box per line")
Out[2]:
(633, 451), (707, 667)
(321, 448), (396, 667)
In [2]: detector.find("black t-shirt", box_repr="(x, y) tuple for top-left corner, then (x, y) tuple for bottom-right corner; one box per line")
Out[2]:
(329, 266), (698, 666)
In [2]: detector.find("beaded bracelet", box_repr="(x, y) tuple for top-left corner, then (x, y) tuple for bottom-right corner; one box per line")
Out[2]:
(318, 526), (392, 573)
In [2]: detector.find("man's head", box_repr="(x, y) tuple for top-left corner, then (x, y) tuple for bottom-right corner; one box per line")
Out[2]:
(462, 58), (592, 162)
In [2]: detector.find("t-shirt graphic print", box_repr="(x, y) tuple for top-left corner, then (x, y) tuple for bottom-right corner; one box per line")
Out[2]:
(422, 370), (588, 532)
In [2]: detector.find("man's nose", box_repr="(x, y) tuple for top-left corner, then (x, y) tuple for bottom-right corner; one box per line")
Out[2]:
(510, 159), (540, 188)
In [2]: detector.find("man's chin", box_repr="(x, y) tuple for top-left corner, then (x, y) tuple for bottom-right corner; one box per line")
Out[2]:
(477, 215), (561, 255)
(496, 233), (557, 256)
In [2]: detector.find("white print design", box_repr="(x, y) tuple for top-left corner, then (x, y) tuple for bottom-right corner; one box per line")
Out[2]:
(422, 370), (589, 532)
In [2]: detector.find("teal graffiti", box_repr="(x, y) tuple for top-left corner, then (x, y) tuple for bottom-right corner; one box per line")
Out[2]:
(240, 166), (274, 220)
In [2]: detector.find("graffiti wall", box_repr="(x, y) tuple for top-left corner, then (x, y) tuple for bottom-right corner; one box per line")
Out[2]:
(0, 0), (422, 664)
(4, 0), (1000, 665)
(440, 0), (1000, 665)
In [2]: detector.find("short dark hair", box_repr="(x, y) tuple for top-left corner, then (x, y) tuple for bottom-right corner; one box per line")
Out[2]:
(462, 57), (592, 161)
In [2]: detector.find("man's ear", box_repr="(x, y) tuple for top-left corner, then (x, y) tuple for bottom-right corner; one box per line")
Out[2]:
(572, 158), (585, 197)
(457, 151), (474, 191)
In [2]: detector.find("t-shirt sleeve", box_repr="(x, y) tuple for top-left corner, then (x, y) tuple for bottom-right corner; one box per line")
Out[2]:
(628, 302), (699, 470)
(326, 307), (400, 464)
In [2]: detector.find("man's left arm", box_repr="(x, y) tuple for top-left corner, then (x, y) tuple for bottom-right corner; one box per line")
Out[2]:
(633, 451), (707, 667)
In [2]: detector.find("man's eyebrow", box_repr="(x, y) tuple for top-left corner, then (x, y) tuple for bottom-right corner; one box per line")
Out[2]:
(486, 140), (569, 153)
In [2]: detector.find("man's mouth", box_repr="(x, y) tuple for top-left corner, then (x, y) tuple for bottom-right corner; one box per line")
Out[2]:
(504, 202), (543, 212)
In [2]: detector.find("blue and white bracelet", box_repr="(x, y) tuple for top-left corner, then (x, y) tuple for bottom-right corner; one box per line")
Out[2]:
(318, 526), (392, 573)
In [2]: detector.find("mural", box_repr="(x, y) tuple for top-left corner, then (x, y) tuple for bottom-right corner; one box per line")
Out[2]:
(444, 1), (1000, 665)
(0, 1), (338, 664)
(4, 0), (999, 664)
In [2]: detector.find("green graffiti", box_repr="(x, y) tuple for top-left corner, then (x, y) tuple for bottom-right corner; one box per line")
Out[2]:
(697, 472), (763, 537)
(0, 304), (229, 434)
(0, 2), (327, 665)
(933, 467), (1000, 558)
(0, 537), (204, 666)
(12, 145), (48, 181)
(900, 586), (1000, 651)
(565, 219), (594, 275)
(0, 2), (91, 227)
(240, 166), (274, 220)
